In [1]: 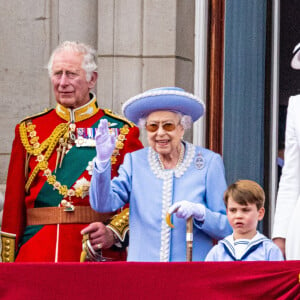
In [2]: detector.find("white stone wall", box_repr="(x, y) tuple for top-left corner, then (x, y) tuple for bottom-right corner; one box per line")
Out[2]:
(0, 1), (52, 193)
(0, 0), (195, 193)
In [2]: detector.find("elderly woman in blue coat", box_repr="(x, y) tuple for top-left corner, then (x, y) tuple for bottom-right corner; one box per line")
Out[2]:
(89, 87), (232, 261)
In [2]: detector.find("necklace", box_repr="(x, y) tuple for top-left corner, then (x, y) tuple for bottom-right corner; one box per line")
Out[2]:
(158, 143), (185, 170)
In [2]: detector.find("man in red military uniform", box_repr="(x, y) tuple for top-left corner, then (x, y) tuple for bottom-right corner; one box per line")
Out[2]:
(0, 41), (143, 262)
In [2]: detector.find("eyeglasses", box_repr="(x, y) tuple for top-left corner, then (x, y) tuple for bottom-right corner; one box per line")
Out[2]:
(145, 122), (179, 132)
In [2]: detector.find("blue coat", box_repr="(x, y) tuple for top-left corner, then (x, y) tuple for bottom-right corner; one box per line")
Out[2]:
(205, 232), (284, 261)
(90, 142), (232, 261)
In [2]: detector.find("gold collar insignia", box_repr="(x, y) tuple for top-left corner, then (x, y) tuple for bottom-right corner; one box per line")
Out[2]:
(55, 94), (99, 122)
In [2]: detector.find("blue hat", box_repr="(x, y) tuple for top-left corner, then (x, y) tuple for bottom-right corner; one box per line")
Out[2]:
(291, 42), (300, 70)
(122, 87), (205, 124)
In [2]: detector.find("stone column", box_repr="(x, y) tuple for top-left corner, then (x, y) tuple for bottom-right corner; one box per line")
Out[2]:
(97, 0), (195, 142)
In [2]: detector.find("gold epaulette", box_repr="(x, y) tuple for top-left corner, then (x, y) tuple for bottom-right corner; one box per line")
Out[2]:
(104, 109), (135, 127)
(20, 108), (54, 124)
(106, 208), (129, 242)
(1, 231), (16, 262)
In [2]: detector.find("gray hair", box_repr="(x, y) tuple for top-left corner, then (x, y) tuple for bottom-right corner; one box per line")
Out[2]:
(47, 41), (97, 81)
(138, 113), (192, 130)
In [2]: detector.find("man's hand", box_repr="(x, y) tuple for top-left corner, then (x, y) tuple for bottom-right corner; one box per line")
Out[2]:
(273, 237), (286, 259)
(168, 200), (206, 222)
(81, 222), (115, 251)
(95, 119), (116, 166)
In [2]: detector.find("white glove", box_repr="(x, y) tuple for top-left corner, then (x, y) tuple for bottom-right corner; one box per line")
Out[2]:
(95, 119), (116, 168)
(168, 200), (206, 222)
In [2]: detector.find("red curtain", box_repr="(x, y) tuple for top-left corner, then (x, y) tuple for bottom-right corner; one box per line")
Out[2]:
(0, 261), (299, 299)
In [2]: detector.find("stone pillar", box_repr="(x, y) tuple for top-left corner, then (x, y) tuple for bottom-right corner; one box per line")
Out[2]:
(98, 0), (195, 109)
(97, 0), (195, 142)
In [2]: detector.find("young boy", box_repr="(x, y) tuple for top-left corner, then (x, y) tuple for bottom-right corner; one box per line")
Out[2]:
(205, 180), (284, 261)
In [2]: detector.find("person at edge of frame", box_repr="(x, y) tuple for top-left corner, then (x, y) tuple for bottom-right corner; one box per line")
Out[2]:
(0, 41), (143, 262)
(272, 42), (300, 260)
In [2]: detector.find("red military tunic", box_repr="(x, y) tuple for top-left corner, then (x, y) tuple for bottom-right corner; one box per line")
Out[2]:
(1, 95), (143, 262)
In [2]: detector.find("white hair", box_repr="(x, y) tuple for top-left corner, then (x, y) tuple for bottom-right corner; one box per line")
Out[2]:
(138, 112), (192, 130)
(47, 41), (97, 81)
(179, 114), (193, 129)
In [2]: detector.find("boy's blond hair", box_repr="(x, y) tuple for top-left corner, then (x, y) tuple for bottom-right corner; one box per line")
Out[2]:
(224, 179), (265, 210)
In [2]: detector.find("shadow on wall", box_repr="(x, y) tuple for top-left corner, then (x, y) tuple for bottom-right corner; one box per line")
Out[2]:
(0, 191), (3, 227)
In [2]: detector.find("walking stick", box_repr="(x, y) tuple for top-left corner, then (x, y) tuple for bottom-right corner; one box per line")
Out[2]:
(186, 216), (193, 262)
(166, 213), (193, 261)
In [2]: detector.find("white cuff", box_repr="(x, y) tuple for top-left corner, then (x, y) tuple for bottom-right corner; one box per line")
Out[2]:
(94, 157), (110, 172)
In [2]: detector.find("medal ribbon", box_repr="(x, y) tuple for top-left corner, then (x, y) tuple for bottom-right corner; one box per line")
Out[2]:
(35, 114), (122, 208)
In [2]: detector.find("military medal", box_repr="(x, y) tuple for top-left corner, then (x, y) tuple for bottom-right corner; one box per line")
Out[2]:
(55, 123), (77, 171)
(75, 124), (120, 147)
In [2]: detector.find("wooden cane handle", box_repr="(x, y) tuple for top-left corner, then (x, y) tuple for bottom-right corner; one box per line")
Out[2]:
(186, 216), (193, 262)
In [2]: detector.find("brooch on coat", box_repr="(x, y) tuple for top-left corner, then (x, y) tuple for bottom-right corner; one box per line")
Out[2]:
(194, 153), (205, 170)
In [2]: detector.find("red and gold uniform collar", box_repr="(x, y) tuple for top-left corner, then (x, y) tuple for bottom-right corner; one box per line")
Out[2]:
(55, 93), (99, 122)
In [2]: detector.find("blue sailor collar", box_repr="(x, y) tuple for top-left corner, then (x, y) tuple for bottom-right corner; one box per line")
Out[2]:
(221, 232), (269, 261)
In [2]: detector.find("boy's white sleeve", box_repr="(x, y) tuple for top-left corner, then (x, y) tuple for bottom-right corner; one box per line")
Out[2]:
(205, 245), (218, 261)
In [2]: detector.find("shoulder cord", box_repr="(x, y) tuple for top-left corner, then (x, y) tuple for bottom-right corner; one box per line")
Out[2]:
(19, 121), (70, 192)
